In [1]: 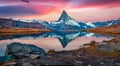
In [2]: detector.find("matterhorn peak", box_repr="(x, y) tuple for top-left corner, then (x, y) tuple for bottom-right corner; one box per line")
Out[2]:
(58, 10), (72, 22)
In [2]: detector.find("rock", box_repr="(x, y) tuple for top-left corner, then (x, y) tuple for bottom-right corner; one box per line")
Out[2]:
(115, 63), (120, 65)
(23, 63), (33, 66)
(5, 42), (46, 59)
(39, 59), (65, 65)
(30, 54), (40, 59)
(73, 60), (83, 66)
(44, 56), (52, 59)
(0, 55), (14, 62)
(98, 43), (120, 52)
(4, 62), (16, 66)
(100, 62), (104, 64)
(77, 55), (81, 57)
(88, 64), (92, 66)
(97, 42), (107, 45)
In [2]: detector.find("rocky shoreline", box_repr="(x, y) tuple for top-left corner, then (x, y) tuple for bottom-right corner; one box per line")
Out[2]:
(0, 36), (120, 66)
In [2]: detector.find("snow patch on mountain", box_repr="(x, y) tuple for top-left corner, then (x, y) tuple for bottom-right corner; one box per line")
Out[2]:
(66, 20), (80, 27)
(86, 22), (96, 27)
(50, 20), (63, 25)
(18, 19), (44, 23)
(107, 23), (112, 26)
(19, 19), (32, 22)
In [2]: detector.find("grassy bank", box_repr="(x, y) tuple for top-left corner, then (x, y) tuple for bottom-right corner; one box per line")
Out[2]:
(86, 24), (120, 37)
(0, 28), (51, 36)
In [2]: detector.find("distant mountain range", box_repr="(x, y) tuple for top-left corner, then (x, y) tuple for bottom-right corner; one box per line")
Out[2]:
(0, 18), (47, 29)
(0, 10), (120, 31)
(43, 10), (120, 31)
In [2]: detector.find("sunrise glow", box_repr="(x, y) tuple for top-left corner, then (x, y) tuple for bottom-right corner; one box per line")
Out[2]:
(0, 0), (120, 22)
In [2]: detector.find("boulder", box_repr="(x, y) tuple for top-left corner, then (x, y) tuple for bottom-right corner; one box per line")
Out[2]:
(98, 43), (120, 52)
(0, 55), (14, 62)
(23, 63), (33, 66)
(30, 54), (40, 59)
(4, 62), (16, 66)
(5, 42), (46, 59)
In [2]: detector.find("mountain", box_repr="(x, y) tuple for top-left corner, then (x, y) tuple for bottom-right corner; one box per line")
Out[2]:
(44, 10), (83, 31)
(92, 19), (120, 27)
(57, 10), (80, 27)
(0, 18), (48, 29)
(18, 19), (45, 23)
(43, 10), (102, 31)
(43, 10), (120, 31)
(0, 11), (120, 31)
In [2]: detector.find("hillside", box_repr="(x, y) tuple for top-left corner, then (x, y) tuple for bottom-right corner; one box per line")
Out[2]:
(0, 18), (47, 29)
(87, 24), (120, 36)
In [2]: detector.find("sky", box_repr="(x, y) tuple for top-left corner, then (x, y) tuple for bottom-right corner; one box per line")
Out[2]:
(0, 0), (120, 22)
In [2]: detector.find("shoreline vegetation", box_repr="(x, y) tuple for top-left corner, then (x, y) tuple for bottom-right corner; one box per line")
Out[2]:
(85, 24), (120, 37)
(0, 28), (51, 36)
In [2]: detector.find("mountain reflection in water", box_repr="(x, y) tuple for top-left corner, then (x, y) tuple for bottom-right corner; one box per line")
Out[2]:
(26, 31), (112, 48)
(0, 31), (112, 56)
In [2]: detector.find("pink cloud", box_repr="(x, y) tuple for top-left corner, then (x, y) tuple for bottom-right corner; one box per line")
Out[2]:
(0, 0), (120, 22)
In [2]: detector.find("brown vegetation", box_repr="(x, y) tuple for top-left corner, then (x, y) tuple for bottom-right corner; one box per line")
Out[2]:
(0, 28), (51, 36)
(87, 24), (120, 37)
(47, 49), (56, 54)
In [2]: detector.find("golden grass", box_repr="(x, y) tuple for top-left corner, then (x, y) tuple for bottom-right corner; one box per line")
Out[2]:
(0, 28), (51, 36)
(87, 24), (120, 37)
(78, 44), (120, 57)
(47, 49), (56, 54)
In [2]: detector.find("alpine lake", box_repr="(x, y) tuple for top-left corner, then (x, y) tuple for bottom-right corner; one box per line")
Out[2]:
(0, 31), (112, 56)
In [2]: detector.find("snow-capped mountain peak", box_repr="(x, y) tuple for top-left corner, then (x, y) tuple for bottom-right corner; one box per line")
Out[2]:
(43, 11), (120, 31)
(58, 10), (71, 22)
(66, 20), (80, 27)
(56, 10), (80, 27)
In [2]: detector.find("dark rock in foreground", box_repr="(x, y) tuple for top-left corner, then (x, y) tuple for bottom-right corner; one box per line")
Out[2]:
(0, 55), (13, 62)
(5, 42), (46, 59)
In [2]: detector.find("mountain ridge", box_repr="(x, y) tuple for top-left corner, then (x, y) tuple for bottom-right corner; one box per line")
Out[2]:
(0, 10), (120, 31)
(44, 10), (120, 31)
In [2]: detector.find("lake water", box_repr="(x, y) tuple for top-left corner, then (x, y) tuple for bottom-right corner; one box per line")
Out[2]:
(0, 31), (112, 56)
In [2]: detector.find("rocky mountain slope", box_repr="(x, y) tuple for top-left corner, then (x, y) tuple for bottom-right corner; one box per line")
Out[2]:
(0, 18), (47, 29)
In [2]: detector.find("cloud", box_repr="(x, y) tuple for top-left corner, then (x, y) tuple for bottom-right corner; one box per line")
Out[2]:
(0, 5), (38, 16)
(0, 0), (120, 21)
(0, 0), (71, 4)
(0, 0), (120, 8)
(69, 0), (120, 8)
